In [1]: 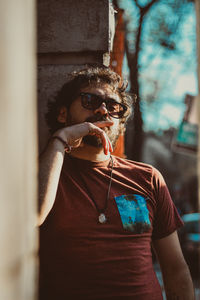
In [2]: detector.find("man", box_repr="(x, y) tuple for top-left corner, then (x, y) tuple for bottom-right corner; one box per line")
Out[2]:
(39, 67), (195, 300)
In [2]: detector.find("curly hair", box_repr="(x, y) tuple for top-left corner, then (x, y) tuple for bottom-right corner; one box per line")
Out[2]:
(46, 66), (136, 134)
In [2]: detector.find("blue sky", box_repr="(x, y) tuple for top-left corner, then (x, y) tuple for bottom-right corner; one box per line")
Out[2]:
(119, 0), (198, 132)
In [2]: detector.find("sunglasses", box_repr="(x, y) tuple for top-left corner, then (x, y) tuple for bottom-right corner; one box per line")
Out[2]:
(80, 92), (127, 119)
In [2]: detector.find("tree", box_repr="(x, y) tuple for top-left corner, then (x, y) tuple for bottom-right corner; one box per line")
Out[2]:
(114, 0), (195, 161)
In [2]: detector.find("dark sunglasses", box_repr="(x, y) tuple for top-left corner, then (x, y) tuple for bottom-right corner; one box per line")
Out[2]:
(80, 92), (127, 119)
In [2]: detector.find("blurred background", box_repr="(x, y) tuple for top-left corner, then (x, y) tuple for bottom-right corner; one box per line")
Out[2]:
(110, 0), (200, 297)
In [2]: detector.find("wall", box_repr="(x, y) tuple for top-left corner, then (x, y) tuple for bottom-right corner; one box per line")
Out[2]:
(37, 0), (115, 152)
(0, 1), (38, 299)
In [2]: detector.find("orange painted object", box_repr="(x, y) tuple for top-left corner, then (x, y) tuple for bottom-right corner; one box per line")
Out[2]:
(110, 9), (125, 77)
(112, 134), (126, 158)
(110, 9), (126, 158)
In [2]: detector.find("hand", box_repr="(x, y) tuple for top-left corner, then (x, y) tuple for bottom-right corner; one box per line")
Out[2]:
(54, 121), (113, 155)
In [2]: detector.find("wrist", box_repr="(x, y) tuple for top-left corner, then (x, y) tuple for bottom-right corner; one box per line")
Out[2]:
(51, 135), (71, 153)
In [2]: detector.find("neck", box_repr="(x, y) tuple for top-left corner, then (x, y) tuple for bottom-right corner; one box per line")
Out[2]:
(70, 145), (111, 161)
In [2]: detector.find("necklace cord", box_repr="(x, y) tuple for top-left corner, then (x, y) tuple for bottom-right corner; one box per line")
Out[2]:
(75, 155), (114, 216)
(102, 155), (113, 213)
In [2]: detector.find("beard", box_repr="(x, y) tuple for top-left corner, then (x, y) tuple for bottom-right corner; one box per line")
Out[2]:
(67, 112), (120, 150)
(82, 114), (120, 150)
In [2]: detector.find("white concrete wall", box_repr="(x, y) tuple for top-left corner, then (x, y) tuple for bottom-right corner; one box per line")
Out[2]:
(0, 1), (38, 299)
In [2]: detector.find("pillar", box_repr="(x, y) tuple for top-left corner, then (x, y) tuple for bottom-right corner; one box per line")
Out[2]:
(0, 1), (38, 299)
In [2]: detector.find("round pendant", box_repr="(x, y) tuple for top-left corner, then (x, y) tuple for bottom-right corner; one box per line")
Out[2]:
(98, 213), (107, 224)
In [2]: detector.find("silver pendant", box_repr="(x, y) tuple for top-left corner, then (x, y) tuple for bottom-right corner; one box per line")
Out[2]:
(98, 213), (107, 224)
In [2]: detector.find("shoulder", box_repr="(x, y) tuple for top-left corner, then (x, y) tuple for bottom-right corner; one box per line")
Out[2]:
(112, 156), (165, 187)
(113, 155), (159, 175)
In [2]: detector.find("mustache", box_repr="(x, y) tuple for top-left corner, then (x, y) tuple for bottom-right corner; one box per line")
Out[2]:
(85, 114), (109, 123)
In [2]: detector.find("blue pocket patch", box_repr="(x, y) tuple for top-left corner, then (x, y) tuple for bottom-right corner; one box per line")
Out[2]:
(115, 194), (151, 233)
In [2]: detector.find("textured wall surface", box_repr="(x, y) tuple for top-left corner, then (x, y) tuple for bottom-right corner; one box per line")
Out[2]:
(37, 0), (115, 152)
(38, 65), (83, 150)
(0, 1), (38, 300)
(38, 0), (110, 53)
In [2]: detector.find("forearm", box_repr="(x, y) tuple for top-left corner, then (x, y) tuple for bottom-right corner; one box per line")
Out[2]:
(38, 121), (113, 225)
(162, 265), (195, 300)
(38, 138), (65, 226)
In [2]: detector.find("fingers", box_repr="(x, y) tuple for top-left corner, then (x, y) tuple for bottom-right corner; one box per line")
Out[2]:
(100, 131), (111, 155)
(86, 121), (114, 154)
(107, 136), (113, 153)
(86, 123), (113, 155)
(93, 120), (114, 128)
(56, 121), (114, 154)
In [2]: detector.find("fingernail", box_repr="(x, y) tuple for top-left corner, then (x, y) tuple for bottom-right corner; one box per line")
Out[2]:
(105, 146), (108, 155)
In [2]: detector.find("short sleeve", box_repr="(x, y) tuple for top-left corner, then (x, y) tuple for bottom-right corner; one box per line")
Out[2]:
(151, 167), (184, 240)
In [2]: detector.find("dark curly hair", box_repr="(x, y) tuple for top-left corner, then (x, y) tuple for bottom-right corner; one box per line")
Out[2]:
(46, 66), (135, 134)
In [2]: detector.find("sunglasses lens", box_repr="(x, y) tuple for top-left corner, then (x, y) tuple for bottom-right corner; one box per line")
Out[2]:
(81, 93), (127, 119)
(106, 100), (125, 118)
(81, 94), (100, 110)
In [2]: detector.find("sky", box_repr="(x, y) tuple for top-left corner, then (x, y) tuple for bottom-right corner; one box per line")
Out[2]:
(118, 0), (198, 132)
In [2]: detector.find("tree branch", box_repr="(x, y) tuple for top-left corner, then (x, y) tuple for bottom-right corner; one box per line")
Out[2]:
(142, 0), (159, 16)
(135, 0), (142, 9)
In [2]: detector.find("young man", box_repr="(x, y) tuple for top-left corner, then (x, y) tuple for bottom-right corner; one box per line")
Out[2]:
(39, 67), (195, 300)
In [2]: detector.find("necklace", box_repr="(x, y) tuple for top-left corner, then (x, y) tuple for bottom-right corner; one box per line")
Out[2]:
(76, 155), (114, 224)
(98, 155), (114, 223)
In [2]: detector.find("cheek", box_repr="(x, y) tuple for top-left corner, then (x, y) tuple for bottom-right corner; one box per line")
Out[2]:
(106, 119), (120, 136)
(68, 102), (92, 124)
(112, 119), (120, 130)
(69, 100), (81, 115)
(111, 120), (124, 135)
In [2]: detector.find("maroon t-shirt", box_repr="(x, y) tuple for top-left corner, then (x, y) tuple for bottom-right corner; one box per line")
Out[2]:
(39, 155), (183, 300)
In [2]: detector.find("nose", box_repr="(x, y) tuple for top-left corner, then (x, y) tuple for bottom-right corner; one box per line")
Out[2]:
(94, 102), (108, 115)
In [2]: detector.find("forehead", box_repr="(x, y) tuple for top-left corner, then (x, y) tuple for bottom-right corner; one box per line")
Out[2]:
(80, 83), (121, 102)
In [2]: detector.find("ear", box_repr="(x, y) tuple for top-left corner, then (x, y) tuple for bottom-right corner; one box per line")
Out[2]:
(57, 106), (67, 124)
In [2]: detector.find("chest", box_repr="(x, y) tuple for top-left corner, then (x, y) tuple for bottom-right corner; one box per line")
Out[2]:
(48, 168), (156, 238)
